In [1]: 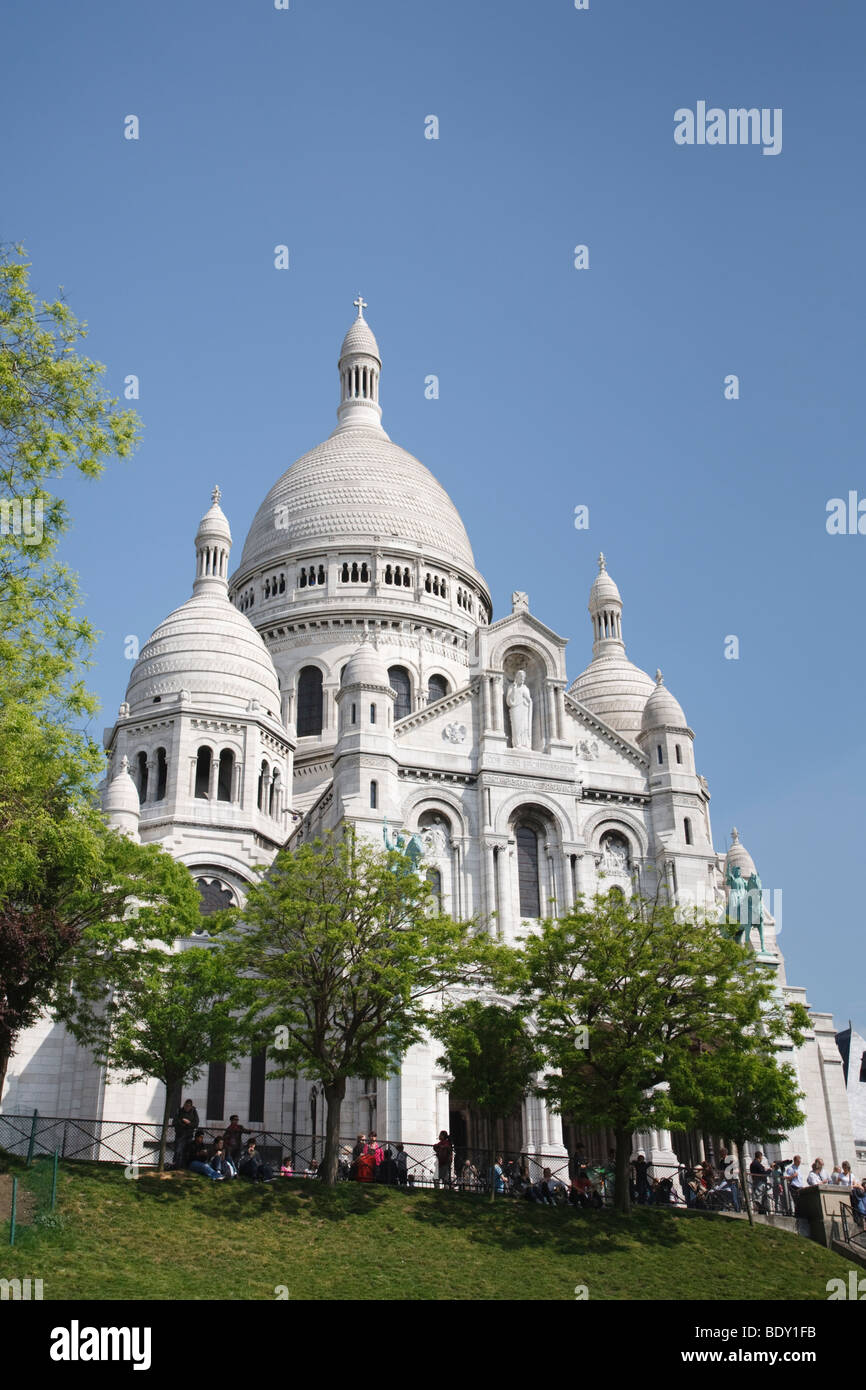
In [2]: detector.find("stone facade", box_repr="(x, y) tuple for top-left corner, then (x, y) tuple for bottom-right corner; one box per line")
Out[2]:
(1, 308), (859, 1173)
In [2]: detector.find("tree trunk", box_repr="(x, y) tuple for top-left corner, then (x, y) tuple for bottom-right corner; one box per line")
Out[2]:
(157, 1085), (175, 1173)
(737, 1143), (754, 1227)
(322, 1077), (347, 1186)
(614, 1126), (631, 1214)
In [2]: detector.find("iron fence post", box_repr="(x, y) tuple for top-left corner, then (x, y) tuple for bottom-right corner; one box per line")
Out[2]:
(9, 1177), (17, 1246)
(51, 1148), (59, 1210)
(25, 1109), (38, 1167)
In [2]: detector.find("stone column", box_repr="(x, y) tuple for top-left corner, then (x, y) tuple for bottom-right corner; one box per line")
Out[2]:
(208, 754), (219, 802)
(492, 675), (503, 732)
(233, 759), (243, 806)
(481, 672), (491, 729)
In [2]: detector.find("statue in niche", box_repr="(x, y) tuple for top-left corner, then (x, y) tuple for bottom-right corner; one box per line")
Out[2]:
(745, 869), (766, 953)
(506, 669), (533, 749)
(725, 864), (749, 942)
(601, 834), (629, 873)
(383, 819), (426, 880)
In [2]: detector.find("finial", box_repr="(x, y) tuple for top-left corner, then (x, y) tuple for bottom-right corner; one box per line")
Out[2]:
(731, 827), (739, 843)
(655, 669), (663, 685)
(598, 552), (606, 572)
(119, 754), (130, 775)
(211, 484), (222, 506)
(353, 295), (368, 320)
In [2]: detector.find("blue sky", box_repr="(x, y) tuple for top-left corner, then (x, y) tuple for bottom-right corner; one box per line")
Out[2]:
(3, 1), (863, 1028)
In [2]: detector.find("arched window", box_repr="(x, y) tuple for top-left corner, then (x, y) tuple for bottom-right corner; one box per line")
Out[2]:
(370, 780), (378, 810)
(341, 562), (349, 582)
(370, 703), (376, 725)
(675, 744), (683, 764)
(217, 749), (234, 802)
(297, 666), (324, 737)
(257, 759), (269, 811)
(427, 674), (449, 703)
(684, 817), (692, 846)
(155, 747), (167, 801)
(194, 747), (211, 800)
(515, 824), (541, 918)
(388, 666), (411, 720)
(135, 751), (148, 803)
(657, 745), (663, 765)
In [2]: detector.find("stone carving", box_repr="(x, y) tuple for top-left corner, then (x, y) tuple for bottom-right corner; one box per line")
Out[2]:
(506, 669), (533, 749)
(578, 738), (599, 760)
(420, 819), (450, 859)
(511, 591), (529, 613)
(745, 869), (766, 953)
(443, 722), (466, 744)
(725, 864), (748, 942)
(600, 833), (630, 872)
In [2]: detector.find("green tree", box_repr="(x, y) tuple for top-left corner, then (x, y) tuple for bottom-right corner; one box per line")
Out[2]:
(669, 1036), (806, 1226)
(431, 1000), (540, 1196)
(514, 890), (794, 1212)
(226, 832), (488, 1184)
(0, 245), (144, 1096)
(75, 940), (255, 1172)
(1, 830), (203, 1102)
(0, 244), (140, 723)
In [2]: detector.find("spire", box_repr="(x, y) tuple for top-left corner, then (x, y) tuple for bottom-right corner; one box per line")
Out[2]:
(588, 552), (625, 659)
(193, 486), (232, 595)
(334, 298), (388, 436)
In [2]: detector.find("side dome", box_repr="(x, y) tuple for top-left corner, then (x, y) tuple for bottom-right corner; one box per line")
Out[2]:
(725, 827), (757, 879)
(125, 489), (282, 720)
(640, 671), (688, 732)
(340, 640), (393, 689)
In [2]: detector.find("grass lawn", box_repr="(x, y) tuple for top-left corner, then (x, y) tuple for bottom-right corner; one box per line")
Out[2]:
(2, 1156), (860, 1301)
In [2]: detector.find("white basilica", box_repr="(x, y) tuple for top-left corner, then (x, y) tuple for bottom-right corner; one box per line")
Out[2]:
(4, 304), (859, 1171)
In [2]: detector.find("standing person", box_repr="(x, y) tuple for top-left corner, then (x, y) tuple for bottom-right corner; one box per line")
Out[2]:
(632, 1152), (650, 1205)
(492, 1154), (506, 1197)
(749, 1151), (770, 1213)
(718, 1148), (741, 1212)
(355, 1146), (376, 1183)
(223, 1115), (252, 1165)
(784, 1154), (805, 1212)
(377, 1148), (399, 1185)
(172, 1098), (199, 1169)
(432, 1130), (454, 1189)
(349, 1133), (367, 1180)
(394, 1143), (408, 1187)
(838, 1161), (854, 1188)
(807, 1158), (828, 1186)
(367, 1131), (384, 1168)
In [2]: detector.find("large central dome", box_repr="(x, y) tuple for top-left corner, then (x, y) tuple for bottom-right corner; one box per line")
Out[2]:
(236, 303), (477, 582)
(239, 426), (476, 574)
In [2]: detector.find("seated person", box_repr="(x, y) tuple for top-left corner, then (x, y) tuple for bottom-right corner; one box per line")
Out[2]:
(208, 1137), (236, 1178)
(569, 1165), (592, 1208)
(238, 1139), (275, 1182)
(188, 1134), (220, 1181)
(534, 1167), (567, 1205)
(280, 1160), (294, 1178)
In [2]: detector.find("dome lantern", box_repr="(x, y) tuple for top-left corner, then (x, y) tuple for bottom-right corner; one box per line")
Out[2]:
(335, 297), (386, 435)
(193, 485), (232, 595)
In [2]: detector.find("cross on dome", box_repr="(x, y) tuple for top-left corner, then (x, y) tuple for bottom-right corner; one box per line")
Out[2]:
(353, 295), (368, 319)
(211, 485), (222, 506)
(598, 552), (606, 571)
(655, 669), (663, 685)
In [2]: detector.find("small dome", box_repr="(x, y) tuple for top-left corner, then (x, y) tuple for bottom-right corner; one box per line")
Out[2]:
(195, 485), (231, 544)
(103, 755), (140, 817)
(725, 827), (756, 878)
(340, 316), (381, 362)
(640, 670), (688, 732)
(340, 640), (392, 689)
(125, 594), (281, 717)
(570, 655), (655, 741)
(589, 553), (622, 608)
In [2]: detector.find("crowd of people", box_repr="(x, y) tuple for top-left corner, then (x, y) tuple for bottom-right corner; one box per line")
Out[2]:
(170, 1104), (866, 1228)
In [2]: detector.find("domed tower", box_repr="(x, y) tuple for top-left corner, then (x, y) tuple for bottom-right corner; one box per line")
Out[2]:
(333, 633), (399, 824)
(103, 489), (295, 901)
(103, 754), (141, 841)
(569, 554), (655, 742)
(230, 302), (491, 810)
(637, 669), (712, 867)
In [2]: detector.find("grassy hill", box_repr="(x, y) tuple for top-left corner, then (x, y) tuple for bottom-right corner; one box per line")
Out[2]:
(2, 1156), (860, 1301)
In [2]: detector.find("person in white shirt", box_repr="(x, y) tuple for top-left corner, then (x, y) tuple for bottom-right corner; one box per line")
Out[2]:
(829, 1166), (844, 1185)
(838, 1161), (854, 1188)
(807, 1158), (828, 1186)
(785, 1155), (804, 1187)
